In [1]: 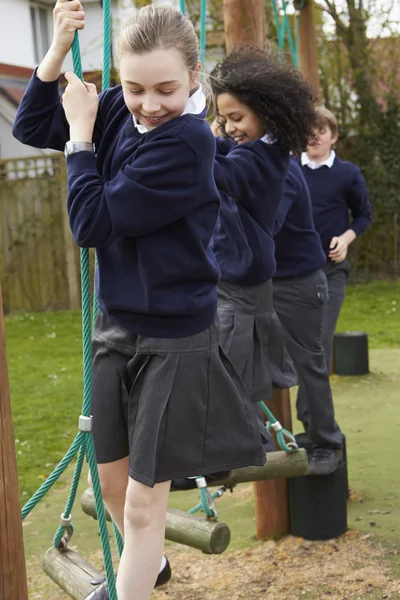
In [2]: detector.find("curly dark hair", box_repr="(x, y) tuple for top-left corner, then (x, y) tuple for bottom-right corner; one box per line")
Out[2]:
(211, 46), (317, 155)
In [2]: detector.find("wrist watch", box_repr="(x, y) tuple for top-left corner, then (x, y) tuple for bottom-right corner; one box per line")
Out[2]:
(64, 141), (95, 157)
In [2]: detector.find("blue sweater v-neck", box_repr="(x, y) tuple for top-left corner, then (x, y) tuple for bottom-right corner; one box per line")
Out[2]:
(212, 137), (289, 285)
(274, 159), (326, 278)
(300, 156), (372, 255)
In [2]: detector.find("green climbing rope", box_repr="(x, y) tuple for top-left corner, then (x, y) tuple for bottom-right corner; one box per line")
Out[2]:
(270, 0), (304, 65)
(21, 1), (117, 599)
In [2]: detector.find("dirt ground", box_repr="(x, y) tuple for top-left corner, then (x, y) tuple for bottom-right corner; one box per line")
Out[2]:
(153, 531), (400, 600)
(27, 527), (400, 600)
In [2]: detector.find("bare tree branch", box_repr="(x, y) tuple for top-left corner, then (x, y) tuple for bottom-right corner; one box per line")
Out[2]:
(315, 0), (348, 38)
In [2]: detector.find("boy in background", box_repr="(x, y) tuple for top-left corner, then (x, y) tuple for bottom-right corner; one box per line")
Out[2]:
(300, 107), (372, 374)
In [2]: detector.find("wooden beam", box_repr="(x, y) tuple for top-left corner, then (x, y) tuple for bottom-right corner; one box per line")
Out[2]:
(254, 389), (293, 539)
(223, 0), (266, 54)
(43, 547), (105, 600)
(0, 280), (29, 600)
(81, 489), (231, 555)
(207, 448), (307, 486)
(297, 0), (321, 97)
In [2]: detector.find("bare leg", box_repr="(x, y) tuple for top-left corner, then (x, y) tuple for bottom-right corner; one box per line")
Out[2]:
(89, 457), (129, 535)
(116, 478), (171, 600)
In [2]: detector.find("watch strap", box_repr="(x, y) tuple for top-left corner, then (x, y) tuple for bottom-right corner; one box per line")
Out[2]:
(64, 141), (95, 157)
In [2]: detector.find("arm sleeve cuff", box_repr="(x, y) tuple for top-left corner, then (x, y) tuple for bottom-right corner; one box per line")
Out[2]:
(67, 151), (98, 177)
(26, 68), (61, 105)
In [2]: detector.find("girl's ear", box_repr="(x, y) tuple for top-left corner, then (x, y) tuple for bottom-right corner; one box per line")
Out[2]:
(191, 62), (202, 87)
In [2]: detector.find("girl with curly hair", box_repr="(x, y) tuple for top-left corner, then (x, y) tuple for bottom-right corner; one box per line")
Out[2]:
(211, 47), (343, 476)
(210, 46), (316, 409)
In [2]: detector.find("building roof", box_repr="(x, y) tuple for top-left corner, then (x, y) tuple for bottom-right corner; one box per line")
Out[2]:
(0, 63), (33, 107)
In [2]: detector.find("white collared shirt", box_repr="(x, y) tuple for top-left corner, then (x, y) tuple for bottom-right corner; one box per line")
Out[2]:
(132, 85), (206, 134)
(301, 150), (336, 170)
(261, 133), (276, 145)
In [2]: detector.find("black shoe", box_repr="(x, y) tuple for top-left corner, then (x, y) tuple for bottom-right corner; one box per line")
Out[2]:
(156, 557), (172, 587)
(85, 557), (172, 599)
(308, 447), (341, 476)
(85, 581), (109, 600)
(170, 472), (231, 491)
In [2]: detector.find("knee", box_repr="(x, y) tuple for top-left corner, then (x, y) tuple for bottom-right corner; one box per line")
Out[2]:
(124, 483), (155, 531)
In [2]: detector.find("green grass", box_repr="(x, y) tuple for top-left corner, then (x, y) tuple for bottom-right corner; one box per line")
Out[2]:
(337, 281), (400, 348)
(5, 311), (83, 498)
(3, 280), (400, 571)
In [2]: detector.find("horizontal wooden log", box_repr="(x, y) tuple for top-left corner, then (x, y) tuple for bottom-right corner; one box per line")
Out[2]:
(210, 449), (309, 487)
(43, 547), (105, 600)
(81, 489), (231, 555)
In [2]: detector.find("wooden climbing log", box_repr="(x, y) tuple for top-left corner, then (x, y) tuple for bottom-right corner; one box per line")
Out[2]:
(43, 547), (105, 600)
(81, 489), (231, 555)
(209, 448), (308, 486)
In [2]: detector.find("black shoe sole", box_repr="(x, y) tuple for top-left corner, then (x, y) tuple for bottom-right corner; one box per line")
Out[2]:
(85, 558), (172, 598)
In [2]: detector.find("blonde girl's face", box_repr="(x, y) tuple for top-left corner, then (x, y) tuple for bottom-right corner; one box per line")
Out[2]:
(216, 92), (265, 143)
(119, 47), (201, 130)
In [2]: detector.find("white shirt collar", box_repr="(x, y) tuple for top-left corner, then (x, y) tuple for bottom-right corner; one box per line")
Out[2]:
(301, 150), (336, 170)
(132, 85), (206, 134)
(261, 133), (276, 145)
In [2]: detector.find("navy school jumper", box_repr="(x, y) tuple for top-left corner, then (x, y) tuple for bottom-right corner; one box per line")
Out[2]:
(274, 159), (326, 278)
(13, 72), (225, 338)
(213, 136), (289, 284)
(300, 156), (372, 256)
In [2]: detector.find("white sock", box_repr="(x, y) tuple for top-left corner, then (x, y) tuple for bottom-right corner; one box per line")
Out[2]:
(159, 555), (167, 573)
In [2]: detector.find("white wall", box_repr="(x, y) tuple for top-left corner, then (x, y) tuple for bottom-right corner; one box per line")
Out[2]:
(0, 0), (37, 67)
(0, 0), (130, 71)
(0, 0), (193, 72)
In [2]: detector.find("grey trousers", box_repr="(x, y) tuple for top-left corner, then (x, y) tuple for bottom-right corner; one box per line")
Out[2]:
(322, 259), (351, 370)
(273, 270), (342, 448)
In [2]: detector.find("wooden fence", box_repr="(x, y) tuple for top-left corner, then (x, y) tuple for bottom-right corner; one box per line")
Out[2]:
(0, 154), (80, 314)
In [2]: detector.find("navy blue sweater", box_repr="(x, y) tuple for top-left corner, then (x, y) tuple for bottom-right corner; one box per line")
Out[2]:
(213, 137), (289, 285)
(300, 157), (372, 255)
(13, 72), (221, 338)
(274, 159), (326, 278)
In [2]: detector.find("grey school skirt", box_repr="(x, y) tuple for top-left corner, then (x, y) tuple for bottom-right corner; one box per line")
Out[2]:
(91, 311), (266, 487)
(217, 280), (297, 403)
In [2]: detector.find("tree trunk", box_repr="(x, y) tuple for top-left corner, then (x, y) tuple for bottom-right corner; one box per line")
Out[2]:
(0, 281), (29, 600)
(297, 0), (321, 98)
(223, 0), (266, 54)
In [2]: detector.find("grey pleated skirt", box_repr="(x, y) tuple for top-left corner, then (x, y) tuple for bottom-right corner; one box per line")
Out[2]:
(217, 280), (297, 403)
(91, 311), (266, 487)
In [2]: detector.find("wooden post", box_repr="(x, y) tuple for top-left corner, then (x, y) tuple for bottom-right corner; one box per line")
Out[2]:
(223, 0), (266, 54)
(0, 280), (29, 600)
(254, 389), (293, 538)
(297, 0), (321, 98)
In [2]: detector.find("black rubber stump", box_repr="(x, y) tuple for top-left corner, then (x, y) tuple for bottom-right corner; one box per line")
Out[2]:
(334, 331), (369, 376)
(289, 434), (348, 540)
